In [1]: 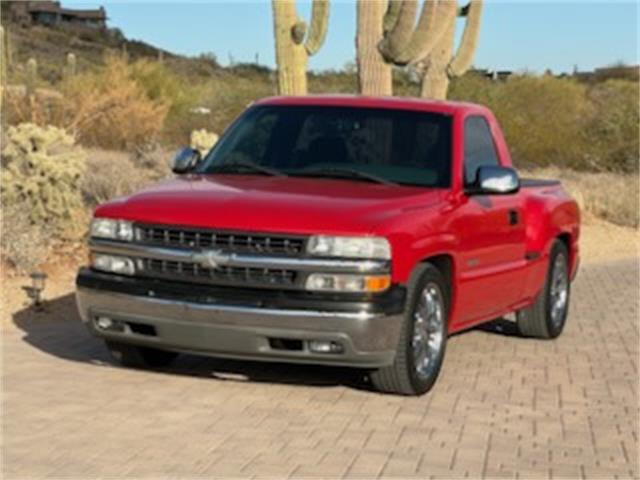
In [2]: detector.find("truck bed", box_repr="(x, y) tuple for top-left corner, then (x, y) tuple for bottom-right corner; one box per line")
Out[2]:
(521, 178), (561, 188)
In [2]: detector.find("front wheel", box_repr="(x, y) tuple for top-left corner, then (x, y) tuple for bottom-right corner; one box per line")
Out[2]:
(517, 240), (571, 339)
(370, 264), (449, 396)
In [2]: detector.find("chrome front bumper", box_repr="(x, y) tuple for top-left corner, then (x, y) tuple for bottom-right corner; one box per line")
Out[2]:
(76, 285), (404, 368)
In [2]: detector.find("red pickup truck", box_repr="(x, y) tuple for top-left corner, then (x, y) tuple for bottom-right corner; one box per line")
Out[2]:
(76, 96), (580, 395)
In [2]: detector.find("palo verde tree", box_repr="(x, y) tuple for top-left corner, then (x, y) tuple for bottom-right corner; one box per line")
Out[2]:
(272, 0), (330, 95)
(357, 0), (483, 99)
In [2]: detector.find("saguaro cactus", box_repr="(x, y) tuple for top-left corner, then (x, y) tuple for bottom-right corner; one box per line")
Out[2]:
(1, 26), (6, 87)
(1, 26), (12, 86)
(420, 0), (483, 99)
(272, 0), (330, 95)
(360, 0), (483, 99)
(64, 52), (77, 81)
(357, 0), (392, 96)
(26, 58), (38, 98)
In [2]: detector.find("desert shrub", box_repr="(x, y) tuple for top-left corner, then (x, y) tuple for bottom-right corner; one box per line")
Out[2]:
(60, 55), (168, 149)
(481, 76), (592, 170)
(129, 143), (173, 180)
(1, 201), (51, 273)
(1, 123), (86, 226)
(165, 70), (274, 146)
(190, 129), (218, 155)
(82, 149), (146, 207)
(585, 80), (639, 173)
(451, 74), (639, 173)
(129, 59), (197, 117)
(309, 70), (358, 94)
(449, 72), (499, 104)
(4, 55), (169, 150)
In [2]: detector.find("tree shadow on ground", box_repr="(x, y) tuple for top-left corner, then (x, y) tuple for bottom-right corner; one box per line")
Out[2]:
(11, 293), (372, 392)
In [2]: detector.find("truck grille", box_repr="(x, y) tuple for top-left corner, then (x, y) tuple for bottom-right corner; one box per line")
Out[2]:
(137, 258), (297, 288)
(135, 225), (306, 256)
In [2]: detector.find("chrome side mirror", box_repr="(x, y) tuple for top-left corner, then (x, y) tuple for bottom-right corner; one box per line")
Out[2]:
(171, 147), (201, 174)
(468, 166), (520, 195)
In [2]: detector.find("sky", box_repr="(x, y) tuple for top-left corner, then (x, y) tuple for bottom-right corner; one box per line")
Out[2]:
(64, 0), (638, 74)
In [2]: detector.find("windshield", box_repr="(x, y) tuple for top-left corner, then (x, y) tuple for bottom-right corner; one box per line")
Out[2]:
(199, 105), (452, 187)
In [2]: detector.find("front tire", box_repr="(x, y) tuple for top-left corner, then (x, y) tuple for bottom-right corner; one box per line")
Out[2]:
(106, 341), (179, 369)
(370, 264), (449, 396)
(517, 240), (571, 339)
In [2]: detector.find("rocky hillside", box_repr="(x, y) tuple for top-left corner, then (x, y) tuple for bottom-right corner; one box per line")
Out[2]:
(1, 20), (222, 85)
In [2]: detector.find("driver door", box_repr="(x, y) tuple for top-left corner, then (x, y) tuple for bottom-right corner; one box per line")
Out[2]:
(453, 116), (526, 326)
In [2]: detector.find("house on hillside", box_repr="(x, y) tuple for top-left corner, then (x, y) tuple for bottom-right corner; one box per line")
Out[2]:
(6, 1), (107, 29)
(469, 68), (514, 81)
(571, 65), (640, 83)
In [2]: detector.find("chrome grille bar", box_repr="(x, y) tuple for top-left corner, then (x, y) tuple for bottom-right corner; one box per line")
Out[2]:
(90, 239), (390, 274)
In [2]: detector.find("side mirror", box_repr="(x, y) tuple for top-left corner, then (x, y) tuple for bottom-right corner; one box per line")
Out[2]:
(468, 166), (520, 195)
(171, 147), (201, 174)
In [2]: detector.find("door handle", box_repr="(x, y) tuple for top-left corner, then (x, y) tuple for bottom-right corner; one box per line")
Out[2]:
(508, 209), (519, 226)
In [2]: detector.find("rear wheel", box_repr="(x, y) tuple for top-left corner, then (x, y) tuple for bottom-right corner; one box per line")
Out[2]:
(370, 264), (448, 396)
(517, 240), (570, 339)
(105, 341), (178, 369)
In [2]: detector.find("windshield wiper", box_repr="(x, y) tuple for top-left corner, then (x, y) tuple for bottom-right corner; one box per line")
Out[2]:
(210, 160), (286, 177)
(292, 167), (397, 186)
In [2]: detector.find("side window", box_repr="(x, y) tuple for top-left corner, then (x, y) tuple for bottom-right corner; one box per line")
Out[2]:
(463, 116), (500, 185)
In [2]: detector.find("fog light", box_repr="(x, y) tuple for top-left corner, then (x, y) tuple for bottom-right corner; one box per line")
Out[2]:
(95, 316), (125, 332)
(305, 273), (391, 293)
(96, 316), (113, 330)
(309, 340), (344, 354)
(91, 253), (135, 276)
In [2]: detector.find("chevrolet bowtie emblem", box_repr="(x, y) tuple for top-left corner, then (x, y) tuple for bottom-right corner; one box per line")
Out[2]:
(198, 250), (230, 269)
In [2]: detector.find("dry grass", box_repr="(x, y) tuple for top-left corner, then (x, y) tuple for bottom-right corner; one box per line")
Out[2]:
(522, 167), (639, 228)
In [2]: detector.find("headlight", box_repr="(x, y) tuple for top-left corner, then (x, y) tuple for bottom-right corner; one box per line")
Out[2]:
(307, 236), (391, 259)
(305, 273), (391, 293)
(91, 253), (136, 275)
(90, 218), (134, 241)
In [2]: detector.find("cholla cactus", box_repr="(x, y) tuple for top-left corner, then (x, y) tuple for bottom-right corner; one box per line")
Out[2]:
(272, 0), (330, 95)
(1, 123), (87, 226)
(190, 129), (219, 155)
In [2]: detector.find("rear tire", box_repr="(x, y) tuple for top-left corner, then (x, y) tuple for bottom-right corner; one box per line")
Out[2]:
(517, 240), (570, 339)
(370, 263), (449, 396)
(106, 341), (178, 369)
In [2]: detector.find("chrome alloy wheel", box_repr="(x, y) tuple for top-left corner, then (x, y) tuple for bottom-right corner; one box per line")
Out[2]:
(549, 252), (569, 328)
(412, 283), (445, 379)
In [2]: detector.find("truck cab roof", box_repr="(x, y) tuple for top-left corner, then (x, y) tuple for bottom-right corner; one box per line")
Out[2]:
(254, 95), (490, 116)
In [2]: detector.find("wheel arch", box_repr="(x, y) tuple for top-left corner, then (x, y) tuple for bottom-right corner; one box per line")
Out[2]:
(555, 231), (578, 278)
(556, 232), (571, 252)
(410, 253), (455, 320)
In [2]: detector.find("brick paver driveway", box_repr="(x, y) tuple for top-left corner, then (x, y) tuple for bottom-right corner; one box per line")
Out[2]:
(2, 258), (638, 479)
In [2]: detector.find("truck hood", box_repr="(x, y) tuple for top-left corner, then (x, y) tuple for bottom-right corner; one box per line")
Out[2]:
(95, 174), (445, 235)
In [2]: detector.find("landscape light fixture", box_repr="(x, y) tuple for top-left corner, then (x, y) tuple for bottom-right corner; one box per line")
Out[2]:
(23, 271), (47, 308)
